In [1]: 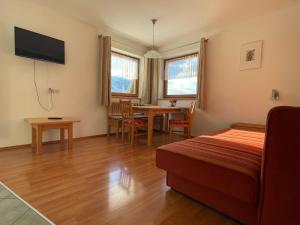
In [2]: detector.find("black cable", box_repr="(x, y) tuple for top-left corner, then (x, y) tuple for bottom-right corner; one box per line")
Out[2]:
(33, 60), (53, 111)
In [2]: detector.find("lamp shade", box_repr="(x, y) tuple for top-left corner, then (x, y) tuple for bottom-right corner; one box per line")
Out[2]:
(144, 49), (162, 59)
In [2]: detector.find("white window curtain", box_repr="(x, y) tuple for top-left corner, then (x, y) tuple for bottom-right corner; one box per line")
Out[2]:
(111, 53), (138, 80)
(165, 54), (198, 81)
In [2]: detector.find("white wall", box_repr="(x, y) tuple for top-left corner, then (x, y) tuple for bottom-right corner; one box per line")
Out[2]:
(0, 0), (145, 148)
(1, 1), (299, 147)
(192, 4), (300, 135)
(157, 3), (300, 136)
(0, 0), (103, 147)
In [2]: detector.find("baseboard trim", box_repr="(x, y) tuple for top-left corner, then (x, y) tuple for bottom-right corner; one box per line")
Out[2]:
(0, 134), (109, 152)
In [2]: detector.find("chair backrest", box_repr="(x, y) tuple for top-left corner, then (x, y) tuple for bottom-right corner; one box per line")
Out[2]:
(131, 99), (141, 106)
(120, 100), (133, 120)
(186, 101), (196, 122)
(107, 102), (122, 116)
(258, 106), (300, 225)
(119, 99), (131, 104)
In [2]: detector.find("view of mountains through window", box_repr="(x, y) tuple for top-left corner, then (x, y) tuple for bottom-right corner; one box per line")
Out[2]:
(165, 53), (199, 96)
(111, 52), (138, 95)
(111, 52), (198, 97)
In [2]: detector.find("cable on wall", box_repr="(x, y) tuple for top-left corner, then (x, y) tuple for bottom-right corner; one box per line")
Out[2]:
(33, 60), (53, 112)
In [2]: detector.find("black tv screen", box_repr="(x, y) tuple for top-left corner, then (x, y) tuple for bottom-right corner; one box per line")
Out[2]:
(14, 27), (65, 64)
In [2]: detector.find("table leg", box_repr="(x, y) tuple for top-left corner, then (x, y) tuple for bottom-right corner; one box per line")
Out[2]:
(184, 111), (188, 137)
(68, 123), (73, 150)
(147, 111), (154, 146)
(32, 127), (36, 152)
(184, 127), (188, 137)
(164, 113), (169, 132)
(60, 128), (65, 144)
(130, 125), (135, 145)
(107, 119), (111, 136)
(36, 126), (43, 154)
(116, 120), (121, 138)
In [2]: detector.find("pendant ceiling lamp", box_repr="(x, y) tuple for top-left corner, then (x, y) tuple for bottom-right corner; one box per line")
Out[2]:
(144, 19), (162, 58)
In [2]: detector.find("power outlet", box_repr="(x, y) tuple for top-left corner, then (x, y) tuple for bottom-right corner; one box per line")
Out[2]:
(48, 88), (60, 94)
(271, 89), (279, 101)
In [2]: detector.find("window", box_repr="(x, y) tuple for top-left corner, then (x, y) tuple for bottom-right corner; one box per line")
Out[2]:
(164, 53), (199, 98)
(111, 51), (139, 97)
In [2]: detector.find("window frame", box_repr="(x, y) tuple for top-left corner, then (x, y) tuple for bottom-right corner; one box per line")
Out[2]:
(163, 52), (199, 99)
(111, 51), (140, 98)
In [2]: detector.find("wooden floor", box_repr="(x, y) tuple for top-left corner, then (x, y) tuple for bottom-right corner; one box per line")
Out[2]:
(0, 134), (240, 225)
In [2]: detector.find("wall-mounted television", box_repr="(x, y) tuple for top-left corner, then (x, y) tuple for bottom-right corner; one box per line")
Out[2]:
(14, 27), (65, 64)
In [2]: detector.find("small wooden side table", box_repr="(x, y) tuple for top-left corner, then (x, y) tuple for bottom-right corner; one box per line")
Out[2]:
(24, 117), (80, 154)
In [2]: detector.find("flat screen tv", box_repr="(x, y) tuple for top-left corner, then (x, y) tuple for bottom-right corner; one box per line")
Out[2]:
(14, 27), (65, 64)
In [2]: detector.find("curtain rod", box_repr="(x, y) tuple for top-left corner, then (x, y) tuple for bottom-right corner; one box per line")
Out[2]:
(111, 39), (146, 52)
(98, 34), (208, 53)
(161, 39), (208, 53)
(98, 34), (145, 52)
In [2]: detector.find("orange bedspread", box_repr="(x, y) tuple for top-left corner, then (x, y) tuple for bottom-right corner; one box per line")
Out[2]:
(158, 129), (265, 181)
(157, 128), (265, 224)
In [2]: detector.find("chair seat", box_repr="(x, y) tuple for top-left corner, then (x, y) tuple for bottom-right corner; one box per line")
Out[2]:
(170, 119), (189, 125)
(134, 114), (148, 119)
(109, 114), (122, 120)
(109, 114), (148, 120)
(124, 119), (146, 127)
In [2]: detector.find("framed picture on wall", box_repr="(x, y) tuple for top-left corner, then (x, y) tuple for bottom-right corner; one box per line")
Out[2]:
(240, 40), (263, 70)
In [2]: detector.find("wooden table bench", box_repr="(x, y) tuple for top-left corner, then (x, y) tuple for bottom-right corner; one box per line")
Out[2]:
(24, 117), (80, 154)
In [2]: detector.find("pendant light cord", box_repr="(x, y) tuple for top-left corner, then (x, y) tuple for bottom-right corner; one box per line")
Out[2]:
(152, 20), (155, 50)
(151, 19), (157, 50)
(144, 18), (161, 58)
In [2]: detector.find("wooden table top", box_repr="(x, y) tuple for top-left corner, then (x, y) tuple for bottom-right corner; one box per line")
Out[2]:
(132, 105), (187, 110)
(24, 117), (80, 125)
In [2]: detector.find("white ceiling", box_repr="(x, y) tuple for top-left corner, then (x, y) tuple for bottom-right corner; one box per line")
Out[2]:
(29, 0), (299, 47)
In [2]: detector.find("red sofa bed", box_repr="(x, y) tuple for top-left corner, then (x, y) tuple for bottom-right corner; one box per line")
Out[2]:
(156, 106), (300, 225)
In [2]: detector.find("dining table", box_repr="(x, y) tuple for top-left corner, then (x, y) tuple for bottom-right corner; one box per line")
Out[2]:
(132, 105), (188, 146)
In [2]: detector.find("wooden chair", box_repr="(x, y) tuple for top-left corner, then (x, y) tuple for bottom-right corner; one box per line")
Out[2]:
(107, 102), (122, 137)
(107, 99), (146, 138)
(130, 99), (163, 132)
(120, 100), (147, 145)
(155, 115), (164, 133)
(120, 100), (132, 142)
(169, 101), (196, 141)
